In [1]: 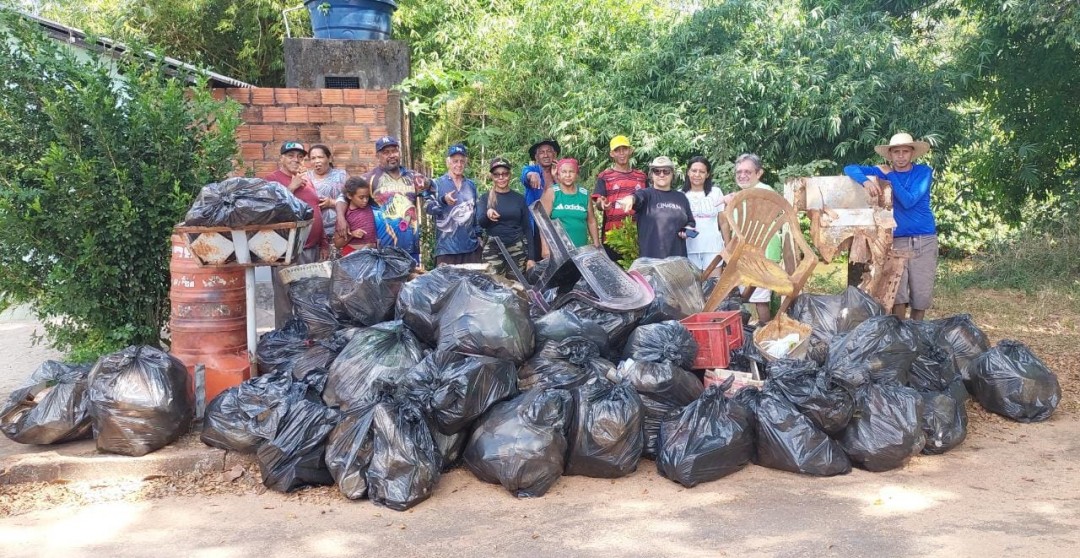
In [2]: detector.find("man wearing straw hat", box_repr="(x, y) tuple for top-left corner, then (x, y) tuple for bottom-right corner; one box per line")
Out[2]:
(844, 132), (937, 320)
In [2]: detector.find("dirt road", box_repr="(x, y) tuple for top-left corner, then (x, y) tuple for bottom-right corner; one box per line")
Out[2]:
(1, 288), (1078, 557)
(1, 413), (1077, 557)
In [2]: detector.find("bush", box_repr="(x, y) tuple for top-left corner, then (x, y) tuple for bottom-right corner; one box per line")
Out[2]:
(0, 13), (240, 359)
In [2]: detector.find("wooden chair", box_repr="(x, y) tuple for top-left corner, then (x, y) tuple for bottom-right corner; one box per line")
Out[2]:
(702, 188), (817, 317)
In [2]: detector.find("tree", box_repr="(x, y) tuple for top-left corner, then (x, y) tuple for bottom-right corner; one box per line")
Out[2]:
(25, 0), (307, 86)
(0, 12), (240, 359)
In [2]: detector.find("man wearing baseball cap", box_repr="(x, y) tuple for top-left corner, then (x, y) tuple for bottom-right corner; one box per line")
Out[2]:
(519, 138), (561, 265)
(426, 143), (482, 265)
(845, 132), (937, 320)
(263, 140), (328, 327)
(335, 135), (433, 264)
(594, 135), (647, 261)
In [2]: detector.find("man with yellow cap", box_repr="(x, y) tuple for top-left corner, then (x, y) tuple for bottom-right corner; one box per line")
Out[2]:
(844, 132), (937, 320)
(593, 135), (647, 261)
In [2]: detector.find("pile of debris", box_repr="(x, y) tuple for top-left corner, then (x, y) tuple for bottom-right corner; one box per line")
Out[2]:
(1, 253), (1062, 512)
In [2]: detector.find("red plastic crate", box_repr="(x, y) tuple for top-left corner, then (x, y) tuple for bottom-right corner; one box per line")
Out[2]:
(680, 311), (744, 370)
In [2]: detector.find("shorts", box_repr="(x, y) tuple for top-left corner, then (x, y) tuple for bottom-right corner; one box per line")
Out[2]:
(688, 252), (722, 274)
(894, 234), (938, 310)
(748, 287), (772, 304)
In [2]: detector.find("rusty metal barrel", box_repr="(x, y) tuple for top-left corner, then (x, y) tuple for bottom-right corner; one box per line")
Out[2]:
(169, 234), (250, 401)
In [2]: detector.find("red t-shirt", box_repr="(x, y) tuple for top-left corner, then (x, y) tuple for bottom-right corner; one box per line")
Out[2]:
(263, 169), (326, 250)
(594, 168), (647, 233)
(344, 205), (378, 249)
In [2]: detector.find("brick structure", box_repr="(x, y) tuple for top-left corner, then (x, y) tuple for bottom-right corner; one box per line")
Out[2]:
(214, 87), (404, 177)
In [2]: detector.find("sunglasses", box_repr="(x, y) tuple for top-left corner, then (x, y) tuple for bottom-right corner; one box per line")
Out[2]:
(651, 168), (673, 176)
(491, 171), (510, 178)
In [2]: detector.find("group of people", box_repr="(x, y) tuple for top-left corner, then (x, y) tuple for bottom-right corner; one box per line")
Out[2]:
(262, 130), (938, 326)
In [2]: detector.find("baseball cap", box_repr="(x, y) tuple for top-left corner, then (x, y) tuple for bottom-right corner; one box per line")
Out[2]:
(375, 136), (400, 152)
(447, 143), (467, 157)
(280, 141), (307, 155)
(609, 135), (632, 152)
(649, 156), (675, 169)
(489, 157), (511, 172)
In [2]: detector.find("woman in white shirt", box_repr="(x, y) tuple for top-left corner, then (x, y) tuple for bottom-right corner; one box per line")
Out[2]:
(681, 156), (724, 272)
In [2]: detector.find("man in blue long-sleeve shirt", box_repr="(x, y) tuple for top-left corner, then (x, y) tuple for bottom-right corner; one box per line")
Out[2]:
(427, 143), (482, 265)
(844, 132), (937, 320)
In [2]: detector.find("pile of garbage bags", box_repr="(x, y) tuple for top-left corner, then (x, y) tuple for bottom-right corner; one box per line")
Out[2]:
(4, 254), (1063, 512)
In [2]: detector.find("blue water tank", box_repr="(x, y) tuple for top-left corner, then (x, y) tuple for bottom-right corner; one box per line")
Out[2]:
(305, 0), (398, 40)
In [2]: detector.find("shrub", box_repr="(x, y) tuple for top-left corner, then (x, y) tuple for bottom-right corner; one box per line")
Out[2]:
(0, 14), (240, 360)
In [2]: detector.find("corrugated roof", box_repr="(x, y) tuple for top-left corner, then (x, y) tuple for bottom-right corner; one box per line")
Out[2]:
(21, 11), (254, 89)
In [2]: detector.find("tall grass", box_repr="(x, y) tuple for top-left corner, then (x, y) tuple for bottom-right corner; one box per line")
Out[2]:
(939, 191), (1080, 297)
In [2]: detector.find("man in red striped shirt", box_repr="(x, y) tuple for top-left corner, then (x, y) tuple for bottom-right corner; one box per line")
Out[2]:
(593, 135), (647, 261)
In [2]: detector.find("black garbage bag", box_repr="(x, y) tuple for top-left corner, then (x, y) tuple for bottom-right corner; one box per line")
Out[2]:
(256, 374), (340, 492)
(565, 378), (644, 478)
(291, 328), (358, 381)
(907, 322), (960, 392)
(969, 340), (1061, 422)
(730, 386), (762, 424)
(1, 361), (92, 445)
(435, 280), (535, 364)
(464, 388), (571, 497)
(790, 287), (884, 364)
(657, 382), (755, 487)
(726, 323), (764, 372)
(560, 300), (642, 355)
(396, 267), (500, 343)
(331, 247), (415, 326)
(324, 321), (426, 410)
(88, 346), (194, 457)
(518, 337), (602, 391)
(789, 292), (842, 339)
(841, 383), (925, 472)
(431, 426), (468, 470)
(201, 371), (293, 453)
(755, 391), (851, 476)
(701, 276), (722, 300)
(406, 350), (519, 435)
(717, 295), (752, 326)
(608, 358), (703, 458)
(826, 316), (918, 389)
(184, 177), (314, 227)
(767, 359), (854, 435)
(630, 257), (706, 324)
(288, 277), (339, 339)
(325, 401), (377, 499)
(533, 307), (611, 357)
(256, 318), (310, 376)
(919, 380), (968, 455)
(932, 314), (990, 389)
(623, 320), (698, 370)
(836, 286), (886, 333)
(366, 391), (443, 511)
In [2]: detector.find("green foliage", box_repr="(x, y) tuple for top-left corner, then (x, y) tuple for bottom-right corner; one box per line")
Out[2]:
(603, 220), (638, 269)
(942, 189), (1080, 296)
(0, 13), (240, 358)
(953, 0), (1080, 207)
(31, 0), (308, 86)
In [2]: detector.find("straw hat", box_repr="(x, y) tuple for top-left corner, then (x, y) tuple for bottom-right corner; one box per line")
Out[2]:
(874, 132), (930, 160)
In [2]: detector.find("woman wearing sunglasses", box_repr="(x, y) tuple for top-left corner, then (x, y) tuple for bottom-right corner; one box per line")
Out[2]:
(615, 156), (696, 259)
(478, 157), (532, 275)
